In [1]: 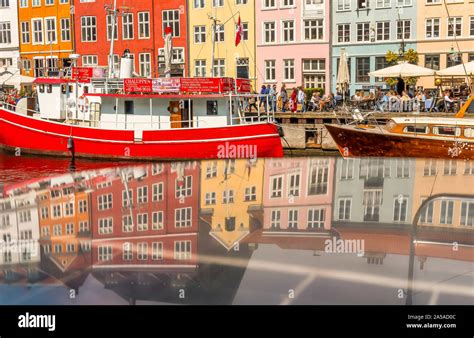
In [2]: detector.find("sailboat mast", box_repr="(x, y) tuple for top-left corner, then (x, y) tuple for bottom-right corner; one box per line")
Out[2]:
(107, 0), (118, 79)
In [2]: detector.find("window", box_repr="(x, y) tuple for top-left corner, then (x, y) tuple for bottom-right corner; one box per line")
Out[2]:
(271, 209), (280, 228)
(139, 53), (151, 77)
(213, 0), (224, 6)
(425, 18), (440, 38)
(376, 0), (390, 7)
(340, 159), (354, 179)
(19, 210), (31, 223)
(213, 59), (225, 77)
(265, 60), (276, 81)
(162, 10), (180, 37)
(205, 192), (216, 205)
(308, 159), (329, 195)
(397, 20), (411, 40)
(122, 189), (132, 208)
(337, 24), (350, 43)
(45, 0), (53, 4)
(137, 243), (148, 260)
(363, 189), (382, 222)
(79, 221), (89, 232)
(465, 161), (474, 175)
(194, 0), (205, 8)
(122, 215), (133, 232)
(152, 242), (163, 260)
(239, 22), (249, 40)
(205, 161), (217, 178)
(214, 24), (224, 42)
(53, 224), (62, 236)
(34, 57), (44, 77)
(288, 209), (298, 229)
(460, 202), (474, 226)
(32, 18), (43, 44)
(423, 159), (437, 176)
(106, 14), (118, 40)
(443, 160), (457, 175)
(440, 200), (454, 225)
(360, 158), (391, 178)
(470, 17), (474, 36)
(176, 176), (192, 198)
(304, 19), (324, 41)
(0, 22), (11, 44)
(283, 59), (294, 81)
(194, 25), (206, 43)
(137, 186), (148, 204)
(356, 57), (370, 83)
(122, 13), (134, 40)
(138, 12), (150, 39)
(20, 0), (28, 7)
(81, 16), (97, 42)
(263, 0), (276, 8)
(420, 198), (434, 224)
(358, 0), (370, 9)
(288, 172), (300, 197)
(223, 189), (234, 204)
(21, 22), (30, 44)
(424, 54), (440, 70)
(175, 207), (192, 228)
(137, 213), (148, 231)
(194, 59), (206, 77)
(60, 18), (70, 42)
(174, 240), (191, 260)
(270, 176), (283, 198)
(308, 208), (325, 228)
(152, 183), (164, 201)
(393, 196), (408, 222)
(52, 204), (61, 218)
(98, 194), (112, 210)
(263, 22), (275, 44)
(376, 21), (390, 41)
(337, 0), (350, 10)
(244, 186), (257, 201)
(41, 207), (49, 219)
(152, 211), (164, 230)
(396, 159), (410, 178)
(44, 17), (56, 43)
(66, 223), (74, 235)
(338, 199), (351, 220)
(98, 218), (113, 234)
(447, 17), (462, 37)
(82, 55), (98, 66)
(64, 202), (74, 216)
(32, 0), (40, 5)
(282, 20), (295, 43)
(123, 243), (133, 261)
(397, 0), (411, 5)
(357, 23), (370, 42)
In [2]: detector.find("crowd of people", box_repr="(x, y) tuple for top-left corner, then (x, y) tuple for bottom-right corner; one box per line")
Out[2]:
(0, 88), (21, 107)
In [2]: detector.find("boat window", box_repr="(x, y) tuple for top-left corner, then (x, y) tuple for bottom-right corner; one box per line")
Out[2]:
(465, 128), (473, 138)
(125, 101), (134, 114)
(403, 126), (428, 134)
(207, 101), (218, 115)
(432, 126), (461, 137)
(39, 85), (45, 93)
(69, 85), (73, 93)
(61, 84), (67, 94)
(47, 85), (53, 93)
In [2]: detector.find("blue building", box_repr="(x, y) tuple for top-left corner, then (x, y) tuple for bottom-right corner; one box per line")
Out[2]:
(331, 0), (418, 95)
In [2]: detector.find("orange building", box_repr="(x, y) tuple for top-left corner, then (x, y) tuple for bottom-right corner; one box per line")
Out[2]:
(38, 183), (91, 268)
(18, 0), (75, 77)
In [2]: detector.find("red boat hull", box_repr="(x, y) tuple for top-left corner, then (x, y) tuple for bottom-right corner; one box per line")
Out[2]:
(0, 109), (283, 159)
(325, 124), (474, 160)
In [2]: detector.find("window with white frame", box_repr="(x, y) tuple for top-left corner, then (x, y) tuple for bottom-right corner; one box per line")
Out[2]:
(376, 21), (390, 41)
(19, 210), (31, 223)
(106, 14), (118, 40)
(98, 218), (113, 234)
(21, 22), (30, 44)
(137, 213), (148, 231)
(139, 53), (151, 77)
(304, 19), (324, 41)
(340, 158), (354, 179)
(137, 242), (148, 260)
(263, 22), (275, 44)
(79, 221), (89, 232)
(32, 0), (40, 5)
(152, 183), (163, 201)
(52, 204), (61, 218)
(64, 202), (74, 216)
(122, 13), (134, 40)
(357, 22), (370, 42)
(465, 161), (474, 175)
(397, 20), (411, 40)
(206, 161), (217, 178)
(123, 242), (133, 261)
(376, 0), (390, 8)
(281, 0), (294, 6)
(53, 224), (61, 236)
(122, 189), (132, 207)
(137, 186), (148, 204)
(282, 20), (295, 43)
(20, 0), (28, 7)
(32, 18), (43, 44)
(337, 0), (350, 10)
(66, 223), (74, 235)
(447, 17), (462, 37)
(194, 59), (206, 77)
(81, 16), (96, 42)
(214, 24), (224, 42)
(338, 199), (351, 220)
(60, 18), (70, 41)
(419, 198), (434, 224)
(270, 176), (283, 198)
(396, 159), (410, 178)
(393, 196), (408, 222)
(288, 209), (298, 228)
(152, 211), (164, 230)
(176, 176), (192, 198)
(288, 172), (300, 197)
(425, 18), (440, 38)
(205, 192), (216, 205)
(308, 159), (329, 195)
(303, 58), (325, 89)
(98, 194), (112, 210)
(213, 59), (225, 76)
(98, 245), (112, 261)
(162, 10), (180, 37)
(308, 208), (325, 228)
(397, 0), (411, 5)
(138, 12), (150, 39)
(174, 240), (191, 260)
(194, 0), (205, 8)
(444, 160), (457, 175)
(283, 59), (294, 81)
(122, 215), (133, 232)
(460, 202), (474, 226)
(175, 207), (192, 228)
(223, 189), (235, 204)
(244, 186), (257, 201)
(194, 25), (206, 43)
(213, 0), (224, 6)
(440, 200), (454, 225)
(337, 23), (350, 43)
(470, 16), (474, 36)
(0, 22), (11, 44)
(263, 0), (276, 8)
(265, 60), (276, 81)
(152, 242), (163, 260)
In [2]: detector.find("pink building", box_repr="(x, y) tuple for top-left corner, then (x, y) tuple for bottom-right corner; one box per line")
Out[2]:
(263, 158), (335, 231)
(256, 0), (330, 93)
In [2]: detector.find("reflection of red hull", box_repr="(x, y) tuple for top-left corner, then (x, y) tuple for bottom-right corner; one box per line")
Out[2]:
(325, 124), (474, 160)
(0, 109), (283, 159)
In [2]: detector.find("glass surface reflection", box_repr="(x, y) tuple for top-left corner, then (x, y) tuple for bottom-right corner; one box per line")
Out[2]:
(0, 158), (472, 305)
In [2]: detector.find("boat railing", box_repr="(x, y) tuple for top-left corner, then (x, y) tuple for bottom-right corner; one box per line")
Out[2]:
(0, 100), (49, 119)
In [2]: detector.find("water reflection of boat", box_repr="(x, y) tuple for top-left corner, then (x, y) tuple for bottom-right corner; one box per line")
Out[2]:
(326, 99), (474, 159)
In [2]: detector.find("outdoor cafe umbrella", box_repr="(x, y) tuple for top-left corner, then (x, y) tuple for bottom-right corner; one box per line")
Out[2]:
(436, 61), (474, 77)
(337, 48), (350, 99)
(368, 62), (435, 78)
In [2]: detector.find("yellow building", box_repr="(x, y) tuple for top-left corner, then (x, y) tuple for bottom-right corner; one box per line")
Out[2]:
(200, 159), (264, 250)
(416, 0), (474, 88)
(412, 159), (474, 228)
(188, 0), (256, 86)
(18, 0), (75, 77)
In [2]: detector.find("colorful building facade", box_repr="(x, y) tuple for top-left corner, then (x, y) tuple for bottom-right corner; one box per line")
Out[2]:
(416, 0), (474, 88)
(256, 0), (330, 93)
(18, 0), (74, 77)
(187, 0), (256, 85)
(74, 0), (188, 77)
(200, 159), (264, 250)
(0, 0), (19, 69)
(331, 0), (418, 94)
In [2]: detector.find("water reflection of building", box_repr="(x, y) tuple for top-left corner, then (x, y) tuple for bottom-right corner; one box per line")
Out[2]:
(91, 163), (200, 272)
(333, 158), (415, 226)
(200, 159), (264, 250)
(0, 191), (41, 283)
(264, 158), (335, 231)
(412, 159), (474, 228)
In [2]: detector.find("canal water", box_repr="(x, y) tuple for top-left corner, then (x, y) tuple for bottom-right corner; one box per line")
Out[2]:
(0, 152), (472, 305)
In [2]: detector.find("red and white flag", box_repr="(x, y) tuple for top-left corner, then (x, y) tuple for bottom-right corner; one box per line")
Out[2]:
(235, 16), (243, 47)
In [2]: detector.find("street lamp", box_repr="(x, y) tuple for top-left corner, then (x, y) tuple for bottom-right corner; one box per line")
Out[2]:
(448, 46), (460, 64)
(398, 42), (406, 61)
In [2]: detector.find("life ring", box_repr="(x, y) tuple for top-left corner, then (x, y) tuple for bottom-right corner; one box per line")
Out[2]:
(78, 95), (89, 113)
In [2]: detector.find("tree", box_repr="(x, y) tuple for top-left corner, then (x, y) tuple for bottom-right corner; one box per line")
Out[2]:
(385, 49), (419, 86)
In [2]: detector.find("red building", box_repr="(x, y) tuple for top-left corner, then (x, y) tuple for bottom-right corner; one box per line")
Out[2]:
(74, 0), (188, 77)
(90, 162), (199, 270)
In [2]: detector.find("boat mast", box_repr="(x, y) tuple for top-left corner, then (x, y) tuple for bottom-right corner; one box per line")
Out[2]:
(208, 14), (220, 77)
(106, 0), (118, 79)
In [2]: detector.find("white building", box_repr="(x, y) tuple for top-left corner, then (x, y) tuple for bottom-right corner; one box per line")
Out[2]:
(0, 0), (20, 70)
